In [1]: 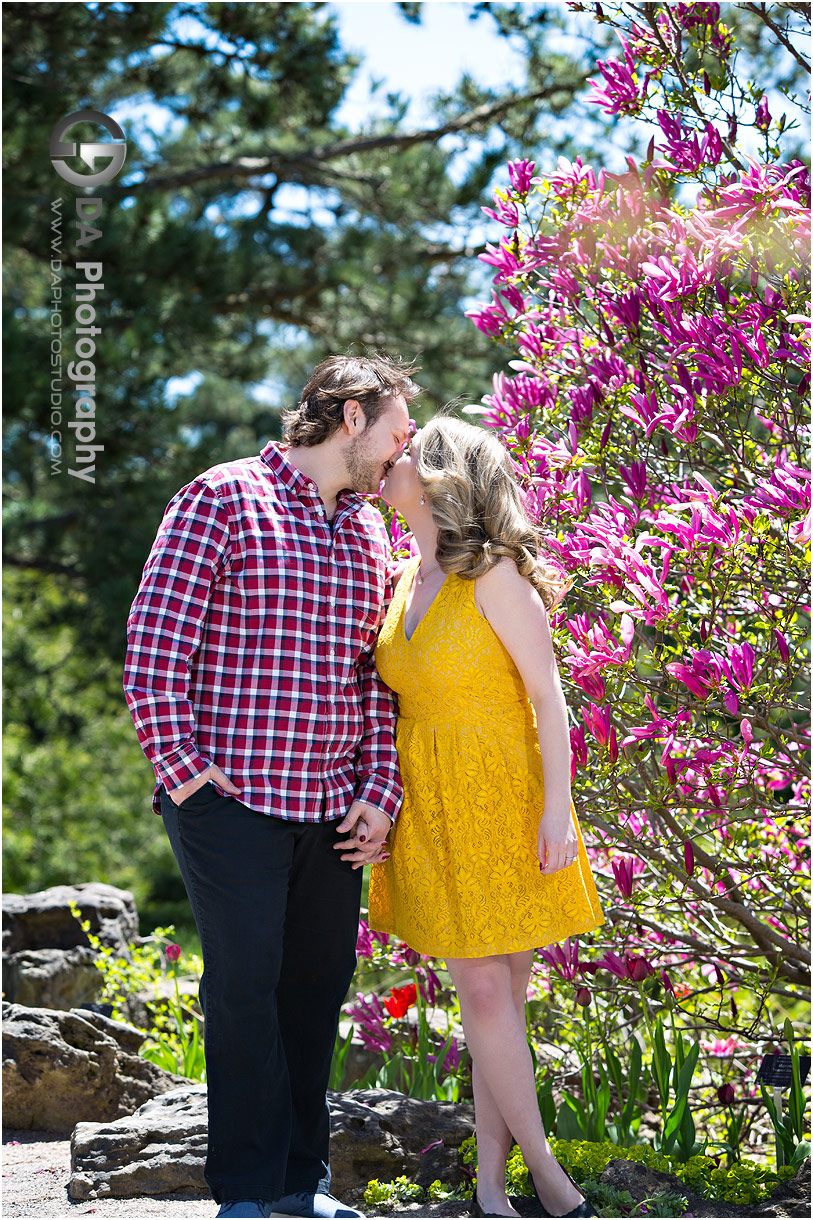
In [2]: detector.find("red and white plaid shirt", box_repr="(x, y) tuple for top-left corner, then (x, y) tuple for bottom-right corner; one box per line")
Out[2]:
(123, 441), (403, 823)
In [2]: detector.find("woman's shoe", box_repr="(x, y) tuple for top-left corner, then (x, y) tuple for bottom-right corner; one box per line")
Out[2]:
(528, 1169), (596, 1219)
(470, 1194), (522, 1218)
(470, 1194), (500, 1218)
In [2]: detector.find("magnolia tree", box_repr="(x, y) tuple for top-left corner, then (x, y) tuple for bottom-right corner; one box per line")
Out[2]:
(465, 0), (810, 1044)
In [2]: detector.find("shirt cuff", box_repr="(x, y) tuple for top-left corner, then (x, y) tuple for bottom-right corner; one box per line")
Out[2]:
(153, 744), (212, 793)
(355, 775), (403, 824)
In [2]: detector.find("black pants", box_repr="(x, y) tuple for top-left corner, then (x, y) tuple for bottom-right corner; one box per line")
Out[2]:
(160, 783), (363, 1204)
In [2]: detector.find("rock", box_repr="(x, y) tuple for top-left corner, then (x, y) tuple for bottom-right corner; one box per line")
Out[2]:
(70, 1086), (209, 1200)
(2, 882), (138, 954)
(754, 1156), (812, 1218)
(599, 1159), (729, 1217)
(68, 1085), (476, 1201)
(330, 1088), (475, 1200)
(2, 945), (102, 1009)
(599, 1155), (812, 1218)
(2, 1002), (187, 1132)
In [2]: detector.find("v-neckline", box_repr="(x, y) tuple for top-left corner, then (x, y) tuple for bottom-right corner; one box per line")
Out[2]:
(402, 559), (449, 644)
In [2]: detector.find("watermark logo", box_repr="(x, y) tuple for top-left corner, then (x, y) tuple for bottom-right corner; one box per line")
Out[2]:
(49, 109), (126, 188)
(48, 109), (126, 483)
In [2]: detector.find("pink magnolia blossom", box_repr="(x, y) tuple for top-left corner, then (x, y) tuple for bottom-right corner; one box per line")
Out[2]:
(589, 35), (650, 117)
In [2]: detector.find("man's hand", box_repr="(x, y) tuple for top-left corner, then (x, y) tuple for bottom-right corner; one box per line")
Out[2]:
(334, 800), (391, 870)
(168, 764), (240, 807)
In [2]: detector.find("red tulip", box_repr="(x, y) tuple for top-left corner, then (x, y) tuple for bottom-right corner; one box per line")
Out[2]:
(384, 984), (417, 1019)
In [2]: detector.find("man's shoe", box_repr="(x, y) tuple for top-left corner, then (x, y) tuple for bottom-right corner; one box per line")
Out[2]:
(216, 1203), (273, 1218)
(269, 1191), (364, 1218)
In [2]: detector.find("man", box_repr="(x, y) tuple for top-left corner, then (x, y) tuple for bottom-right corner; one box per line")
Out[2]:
(123, 354), (419, 1219)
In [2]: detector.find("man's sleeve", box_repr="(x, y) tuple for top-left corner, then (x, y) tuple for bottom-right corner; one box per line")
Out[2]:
(123, 479), (231, 793)
(354, 517), (404, 822)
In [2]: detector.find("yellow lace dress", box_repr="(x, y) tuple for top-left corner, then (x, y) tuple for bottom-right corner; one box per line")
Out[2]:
(368, 557), (605, 959)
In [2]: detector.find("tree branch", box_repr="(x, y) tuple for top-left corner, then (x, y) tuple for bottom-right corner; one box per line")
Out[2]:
(72, 82), (584, 199)
(743, 3), (811, 74)
(584, 811), (811, 982)
(2, 553), (80, 577)
(642, 5), (748, 173)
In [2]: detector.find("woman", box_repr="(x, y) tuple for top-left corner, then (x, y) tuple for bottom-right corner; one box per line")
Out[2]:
(367, 417), (605, 1219)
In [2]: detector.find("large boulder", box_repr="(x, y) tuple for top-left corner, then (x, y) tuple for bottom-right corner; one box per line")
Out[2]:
(2, 1002), (187, 1132)
(68, 1085), (476, 1202)
(2, 945), (102, 1010)
(2, 882), (138, 954)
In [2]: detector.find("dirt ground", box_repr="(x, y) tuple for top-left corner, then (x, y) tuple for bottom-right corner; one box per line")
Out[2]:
(4, 1130), (221, 1219)
(1, 1130), (462, 1220)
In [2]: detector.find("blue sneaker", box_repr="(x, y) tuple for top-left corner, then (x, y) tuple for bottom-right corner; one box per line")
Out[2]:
(269, 1192), (364, 1218)
(216, 1202), (273, 1218)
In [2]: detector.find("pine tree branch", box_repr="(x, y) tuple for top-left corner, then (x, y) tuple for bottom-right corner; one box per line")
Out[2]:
(86, 82), (583, 198)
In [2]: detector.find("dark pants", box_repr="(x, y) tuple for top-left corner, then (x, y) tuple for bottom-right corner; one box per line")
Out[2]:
(160, 783), (363, 1205)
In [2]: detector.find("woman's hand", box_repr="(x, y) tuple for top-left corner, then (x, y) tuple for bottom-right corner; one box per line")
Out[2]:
(334, 802), (393, 870)
(537, 808), (579, 875)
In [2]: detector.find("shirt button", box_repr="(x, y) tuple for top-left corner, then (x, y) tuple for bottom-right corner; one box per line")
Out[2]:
(328, 695), (335, 705)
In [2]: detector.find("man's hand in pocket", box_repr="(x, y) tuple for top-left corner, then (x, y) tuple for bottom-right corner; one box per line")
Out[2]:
(169, 764), (241, 806)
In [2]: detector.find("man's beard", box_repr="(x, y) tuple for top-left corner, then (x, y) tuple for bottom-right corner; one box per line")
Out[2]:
(345, 435), (383, 494)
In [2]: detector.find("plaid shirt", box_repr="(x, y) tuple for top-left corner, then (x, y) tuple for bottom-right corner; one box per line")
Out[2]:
(123, 442), (403, 823)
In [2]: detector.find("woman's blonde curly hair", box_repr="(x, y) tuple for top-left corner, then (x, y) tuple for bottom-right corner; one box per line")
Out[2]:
(416, 417), (572, 611)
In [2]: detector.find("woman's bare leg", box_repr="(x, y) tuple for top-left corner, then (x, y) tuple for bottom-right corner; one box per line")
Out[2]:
(446, 951), (584, 1217)
(461, 951), (535, 1214)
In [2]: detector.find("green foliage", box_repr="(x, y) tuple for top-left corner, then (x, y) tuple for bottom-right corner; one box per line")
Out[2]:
(760, 1017), (812, 1171)
(328, 1027), (355, 1092)
(351, 1035), (465, 1102)
(362, 1176), (430, 1211)
(547, 1139), (794, 1207)
(72, 904), (206, 1081)
(2, 570), (190, 933)
(362, 1174), (472, 1210)
(462, 1133), (796, 1209)
(651, 1019), (704, 1161)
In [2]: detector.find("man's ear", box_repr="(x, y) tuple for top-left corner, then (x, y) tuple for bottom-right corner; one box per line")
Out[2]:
(342, 398), (363, 433)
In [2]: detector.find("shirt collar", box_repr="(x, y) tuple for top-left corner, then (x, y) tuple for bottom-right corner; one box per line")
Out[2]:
(259, 441), (366, 511)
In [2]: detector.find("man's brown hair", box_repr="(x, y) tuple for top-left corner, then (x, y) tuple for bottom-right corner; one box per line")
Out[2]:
(281, 353), (421, 447)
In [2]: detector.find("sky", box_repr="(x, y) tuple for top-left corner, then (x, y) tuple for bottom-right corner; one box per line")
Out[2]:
(330, 1), (531, 126)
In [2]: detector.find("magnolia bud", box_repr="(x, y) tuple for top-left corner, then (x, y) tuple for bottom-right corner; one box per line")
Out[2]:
(575, 986), (592, 1007)
(683, 840), (695, 877)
